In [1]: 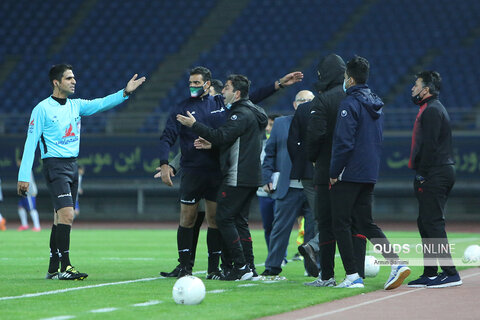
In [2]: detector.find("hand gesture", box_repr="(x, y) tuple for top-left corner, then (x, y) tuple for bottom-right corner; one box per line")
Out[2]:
(194, 137), (212, 149)
(176, 111), (196, 127)
(279, 71), (304, 87)
(154, 164), (175, 187)
(124, 74), (146, 96)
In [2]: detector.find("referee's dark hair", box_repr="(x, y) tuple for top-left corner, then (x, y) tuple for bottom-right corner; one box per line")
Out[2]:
(210, 79), (224, 94)
(346, 55), (369, 84)
(49, 64), (73, 88)
(190, 66), (212, 83)
(416, 71), (442, 96)
(227, 74), (250, 99)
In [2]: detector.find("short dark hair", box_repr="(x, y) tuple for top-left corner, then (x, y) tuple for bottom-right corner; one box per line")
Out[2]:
(346, 56), (369, 84)
(49, 64), (73, 88)
(210, 79), (223, 94)
(416, 71), (441, 96)
(190, 66), (212, 83)
(227, 74), (250, 99)
(268, 113), (282, 121)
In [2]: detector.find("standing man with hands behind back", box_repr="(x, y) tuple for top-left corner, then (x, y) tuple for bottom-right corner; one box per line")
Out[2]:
(18, 64), (145, 280)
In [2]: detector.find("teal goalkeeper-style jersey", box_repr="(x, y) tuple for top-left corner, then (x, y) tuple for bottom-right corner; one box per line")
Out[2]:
(18, 89), (128, 182)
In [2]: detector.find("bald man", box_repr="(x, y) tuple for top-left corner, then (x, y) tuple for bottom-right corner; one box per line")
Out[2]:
(260, 91), (316, 277)
(287, 89), (323, 278)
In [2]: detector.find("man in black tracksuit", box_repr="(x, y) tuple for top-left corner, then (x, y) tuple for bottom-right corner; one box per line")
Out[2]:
(177, 74), (268, 281)
(329, 56), (410, 289)
(407, 71), (462, 288)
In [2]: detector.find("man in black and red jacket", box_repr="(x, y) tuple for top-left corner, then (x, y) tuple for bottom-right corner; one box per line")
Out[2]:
(407, 71), (462, 288)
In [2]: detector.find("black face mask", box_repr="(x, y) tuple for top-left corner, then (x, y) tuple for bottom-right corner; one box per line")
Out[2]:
(411, 94), (424, 105)
(411, 88), (426, 105)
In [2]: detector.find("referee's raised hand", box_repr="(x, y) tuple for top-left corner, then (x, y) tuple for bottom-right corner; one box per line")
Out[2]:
(123, 74), (146, 97)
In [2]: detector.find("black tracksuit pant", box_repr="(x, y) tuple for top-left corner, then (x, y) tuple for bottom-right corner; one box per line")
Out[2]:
(414, 165), (457, 276)
(318, 183), (370, 279)
(330, 181), (398, 276)
(216, 184), (256, 268)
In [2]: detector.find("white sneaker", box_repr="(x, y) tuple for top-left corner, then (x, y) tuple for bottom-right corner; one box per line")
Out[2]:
(335, 277), (364, 288)
(384, 265), (411, 290)
(304, 277), (336, 287)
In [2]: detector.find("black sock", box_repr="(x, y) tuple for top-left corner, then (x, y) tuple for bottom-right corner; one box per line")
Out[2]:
(177, 226), (193, 269)
(48, 224), (59, 273)
(56, 224), (72, 272)
(207, 227), (222, 273)
(190, 211), (205, 268)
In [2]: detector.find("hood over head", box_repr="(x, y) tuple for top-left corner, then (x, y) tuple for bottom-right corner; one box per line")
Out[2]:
(314, 53), (346, 93)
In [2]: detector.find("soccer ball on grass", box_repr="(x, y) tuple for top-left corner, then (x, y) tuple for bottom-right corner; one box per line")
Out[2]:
(172, 275), (206, 305)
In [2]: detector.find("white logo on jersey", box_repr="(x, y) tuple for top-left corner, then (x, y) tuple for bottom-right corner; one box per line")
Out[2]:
(341, 110), (348, 117)
(211, 107), (225, 114)
(231, 115), (238, 120)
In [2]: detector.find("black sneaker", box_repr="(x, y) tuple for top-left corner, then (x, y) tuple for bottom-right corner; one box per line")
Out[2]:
(407, 274), (435, 288)
(160, 265), (181, 277)
(206, 270), (225, 280)
(249, 265), (261, 281)
(177, 266), (192, 278)
(59, 266), (88, 280)
(426, 272), (462, 288)
(45, 271), (59, 280)
(261, 269), (280, 276)
(298, 244), (319, 277)
(223, 265), (253, 281)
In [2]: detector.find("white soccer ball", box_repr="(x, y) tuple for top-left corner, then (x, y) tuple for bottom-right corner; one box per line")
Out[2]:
(172, 275), (206, 305)
(462, 245), (480, 264)
(364, 255), (380, 278)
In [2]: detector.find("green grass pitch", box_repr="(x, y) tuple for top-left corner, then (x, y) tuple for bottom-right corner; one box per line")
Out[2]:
(0, 228), (478, 319)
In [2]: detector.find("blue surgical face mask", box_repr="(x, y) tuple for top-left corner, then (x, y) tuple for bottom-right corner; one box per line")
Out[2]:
(224, 91), (237, 109)
(343, 78), (349, 93)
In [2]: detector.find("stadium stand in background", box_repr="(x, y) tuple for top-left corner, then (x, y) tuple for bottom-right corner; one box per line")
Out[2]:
(1, 0), (480, 134)
(1, 0), (480, 221)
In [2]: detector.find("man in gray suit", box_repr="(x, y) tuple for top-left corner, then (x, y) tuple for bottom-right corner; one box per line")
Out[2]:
(260, 90), (316, 276)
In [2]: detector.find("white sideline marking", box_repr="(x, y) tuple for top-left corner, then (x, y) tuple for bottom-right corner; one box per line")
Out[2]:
(238, 284), (257, 287)
(0, 277), (161, 301)
(132, 300), (162, 307)
(90, 307), (118, 313)
(298, 271), (480, 320)
(207, 289), (226, 294)
(40, 316), (75, 320)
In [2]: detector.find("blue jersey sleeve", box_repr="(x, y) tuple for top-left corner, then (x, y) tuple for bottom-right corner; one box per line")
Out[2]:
(78, 89), (128, 116)
(18, 106), (45, 182)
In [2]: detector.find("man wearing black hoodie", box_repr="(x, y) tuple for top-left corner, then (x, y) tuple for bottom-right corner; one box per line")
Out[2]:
(177, 74), (268, 281)
(329, 56), (410, 289)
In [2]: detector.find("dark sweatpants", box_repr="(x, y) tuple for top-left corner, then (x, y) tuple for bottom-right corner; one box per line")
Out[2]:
(216, 184), (256, 268)
(414, 165), (457, 276)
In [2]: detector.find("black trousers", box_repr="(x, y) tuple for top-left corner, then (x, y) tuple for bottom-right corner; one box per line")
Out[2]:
(330, 181), (384, 276)
(216, 184), (256, 268)
(414, 165), (457, 276)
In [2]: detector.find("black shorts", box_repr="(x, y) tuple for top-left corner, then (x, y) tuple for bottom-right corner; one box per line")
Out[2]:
(42, 157), (78, 211)
(179, 170), (222, 204)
